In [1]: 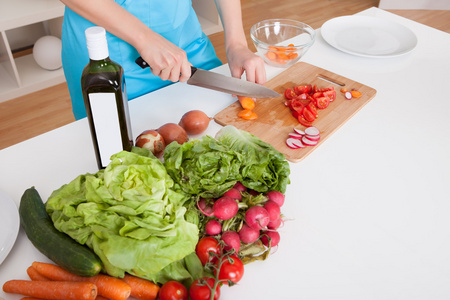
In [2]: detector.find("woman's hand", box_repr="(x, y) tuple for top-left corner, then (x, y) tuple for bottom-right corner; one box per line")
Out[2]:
(226, 43), (266, 84)
(136, 31), (192, 83)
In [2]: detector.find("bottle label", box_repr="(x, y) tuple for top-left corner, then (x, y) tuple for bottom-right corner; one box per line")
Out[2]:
(89, 92), (123, 168)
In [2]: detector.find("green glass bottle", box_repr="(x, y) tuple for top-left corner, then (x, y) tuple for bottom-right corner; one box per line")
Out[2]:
(81, 26), (133, 169)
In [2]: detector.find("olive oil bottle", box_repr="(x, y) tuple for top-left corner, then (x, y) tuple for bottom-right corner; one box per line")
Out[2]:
(81, 26), (133, 169)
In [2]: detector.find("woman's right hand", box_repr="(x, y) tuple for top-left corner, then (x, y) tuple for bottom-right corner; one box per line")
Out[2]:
(136, 31), (192, 83)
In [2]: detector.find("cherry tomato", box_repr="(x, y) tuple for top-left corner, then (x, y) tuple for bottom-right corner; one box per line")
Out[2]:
(189, 277), (220, 300)
(217, 255), (244, 285)
(289, 99), (305, 112)
(302, 107), (316, 122)
(306, 102), (318, 117)
(323, 89), (336, 101)
(195, 237), (220, 265)
(159, 281), (188, 300)
(315, 96), (330, 109)
(284, 88), (296, 100)
(293, 84), (312, 95)
(298, 116), (313, 127)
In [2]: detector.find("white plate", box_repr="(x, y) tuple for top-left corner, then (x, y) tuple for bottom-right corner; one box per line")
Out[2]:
(0, 189), (20, 264)
(321, 16), (418, 58)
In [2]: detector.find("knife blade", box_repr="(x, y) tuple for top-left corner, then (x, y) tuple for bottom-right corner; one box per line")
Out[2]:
(135, 56), (280, 98)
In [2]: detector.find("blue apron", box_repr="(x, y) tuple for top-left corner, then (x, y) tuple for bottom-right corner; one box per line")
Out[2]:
(61, 0), (222, 120)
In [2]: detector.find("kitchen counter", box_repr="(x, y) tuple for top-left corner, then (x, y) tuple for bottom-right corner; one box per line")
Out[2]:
(1, 7), (450, 300)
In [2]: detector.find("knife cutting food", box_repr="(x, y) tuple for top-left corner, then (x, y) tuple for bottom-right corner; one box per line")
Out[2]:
(59, 0), (267, 120)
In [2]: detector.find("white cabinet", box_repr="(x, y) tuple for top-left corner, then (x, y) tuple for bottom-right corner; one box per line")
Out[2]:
(0, 0), (223, 103)
(0, 0), (65, 103)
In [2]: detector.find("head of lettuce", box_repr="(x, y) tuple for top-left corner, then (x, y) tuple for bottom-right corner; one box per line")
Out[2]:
(45, 148), (199, 283)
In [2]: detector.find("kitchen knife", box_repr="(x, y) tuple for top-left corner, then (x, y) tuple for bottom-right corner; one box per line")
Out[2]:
(135, 57), (280, 98)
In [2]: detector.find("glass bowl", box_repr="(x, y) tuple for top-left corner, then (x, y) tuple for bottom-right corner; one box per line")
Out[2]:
(251, 19), (316, 68)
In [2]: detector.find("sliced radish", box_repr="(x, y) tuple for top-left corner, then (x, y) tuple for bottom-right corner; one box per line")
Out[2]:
(304, 126), (320, 136)
(344, 91), (352, 100)
(302, 136), (318, 146)
(293, 128), (305, 135)
(288, 132), (304, 139)
(286, 138), (305, 149)
(305, 134), (320, 141)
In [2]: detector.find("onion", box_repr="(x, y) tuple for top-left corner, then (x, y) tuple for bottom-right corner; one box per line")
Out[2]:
(135, 130), (165, 157)
(178, 110), (211, 135)
(157, 123), (188, 145)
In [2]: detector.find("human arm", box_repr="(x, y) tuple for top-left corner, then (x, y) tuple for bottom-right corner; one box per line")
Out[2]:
(61, 0), (192, 82)
(214, 0), (266, 84)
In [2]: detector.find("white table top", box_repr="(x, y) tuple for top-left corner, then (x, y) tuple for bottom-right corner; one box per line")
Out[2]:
(1, 7), (450, 300)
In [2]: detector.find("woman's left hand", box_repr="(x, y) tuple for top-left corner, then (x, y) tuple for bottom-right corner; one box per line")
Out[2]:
(226, 44), (267, 85)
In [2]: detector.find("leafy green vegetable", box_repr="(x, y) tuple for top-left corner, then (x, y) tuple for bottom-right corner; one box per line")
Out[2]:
(45, 148), (199, 284)
(164, 125), (290, 198)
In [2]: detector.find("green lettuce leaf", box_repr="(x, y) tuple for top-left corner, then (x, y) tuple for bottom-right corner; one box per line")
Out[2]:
(163, 125), (290, 198)
(45, 148), (198, 283)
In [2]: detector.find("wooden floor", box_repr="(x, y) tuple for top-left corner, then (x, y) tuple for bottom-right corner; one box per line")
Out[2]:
(1, 0), (450, 150)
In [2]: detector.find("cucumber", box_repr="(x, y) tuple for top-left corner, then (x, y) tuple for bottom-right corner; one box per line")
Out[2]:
(19, 187), (102, 277)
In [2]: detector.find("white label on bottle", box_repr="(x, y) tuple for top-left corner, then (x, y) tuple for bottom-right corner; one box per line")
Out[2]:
(89, 93), (122, 168)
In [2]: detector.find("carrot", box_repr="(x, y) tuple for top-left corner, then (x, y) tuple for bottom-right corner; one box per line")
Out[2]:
(32, 262), (131, 300)
(21, 298), (51, 300)
(95, 296), (110, 300)
(3, 280), (97, 300)
(89, 274), (131, 300)
(237, 96), (255, 110)
(27, 266), (50, 281)
(122, 274), (160, 300)
(237, 109), (258, 120)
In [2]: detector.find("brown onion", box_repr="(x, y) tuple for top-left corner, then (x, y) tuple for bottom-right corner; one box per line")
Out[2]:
(178, 110), (211, 135)
(135, 130), (165, 157)
(157, 123), (189, 145)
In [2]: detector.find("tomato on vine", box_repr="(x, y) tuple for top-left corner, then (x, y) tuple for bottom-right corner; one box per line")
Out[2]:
(159, 281), (188, 300)
(195, 237), (221, 266)
(189, 277), (221, 300)
(216, 255), (244, 285)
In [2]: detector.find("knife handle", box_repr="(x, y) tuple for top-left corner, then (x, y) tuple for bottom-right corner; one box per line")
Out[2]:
(135, 56), (197, 77)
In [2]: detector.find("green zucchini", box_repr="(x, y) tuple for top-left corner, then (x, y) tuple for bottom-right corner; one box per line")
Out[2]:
(19, 187), (102, 277)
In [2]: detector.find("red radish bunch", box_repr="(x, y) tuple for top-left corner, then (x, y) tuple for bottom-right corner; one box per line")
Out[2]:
(286, 126), (321, 149)
(198, 182), (285, 257)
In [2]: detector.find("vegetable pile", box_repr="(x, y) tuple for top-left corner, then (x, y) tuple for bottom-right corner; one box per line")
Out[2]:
(9, 124), (291, 300)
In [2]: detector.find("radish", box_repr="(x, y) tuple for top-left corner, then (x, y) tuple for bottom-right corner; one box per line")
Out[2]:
(244, 206), (270, 230)
(261, 230), (280, 247)
(205, 219), (222, 236)
(233, 182), (247, 192)
(344, 91), (352, 100)
(305, 134), (320, 141)
(239, 224), (260, 244)
(304, 126), (320, 136)
(263, 200), (281, 222)
(288, 132), (303, 139)
(223, 188), (242, 201)
(197, 197), (214, 217)
(266, 190), (285, 207)
(267, 216), (282, 230)
(221, 230), (241, 253)
(213, 196), (239, 220)
(286, 137), (305, 149)
(293, 128), (305, 135)
(302, 136), (318, 146)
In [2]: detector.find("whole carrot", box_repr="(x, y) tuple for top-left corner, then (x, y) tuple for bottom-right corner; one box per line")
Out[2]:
(27, 266), (50, 281)
(32, 261), (131, 300)
(122, 274), (160, 300)
(3, 280), (97, 300)
(89, 274), (131, 300)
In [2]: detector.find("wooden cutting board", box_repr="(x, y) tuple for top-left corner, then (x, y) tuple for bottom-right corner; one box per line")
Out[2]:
(214, 62), (377, 163)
